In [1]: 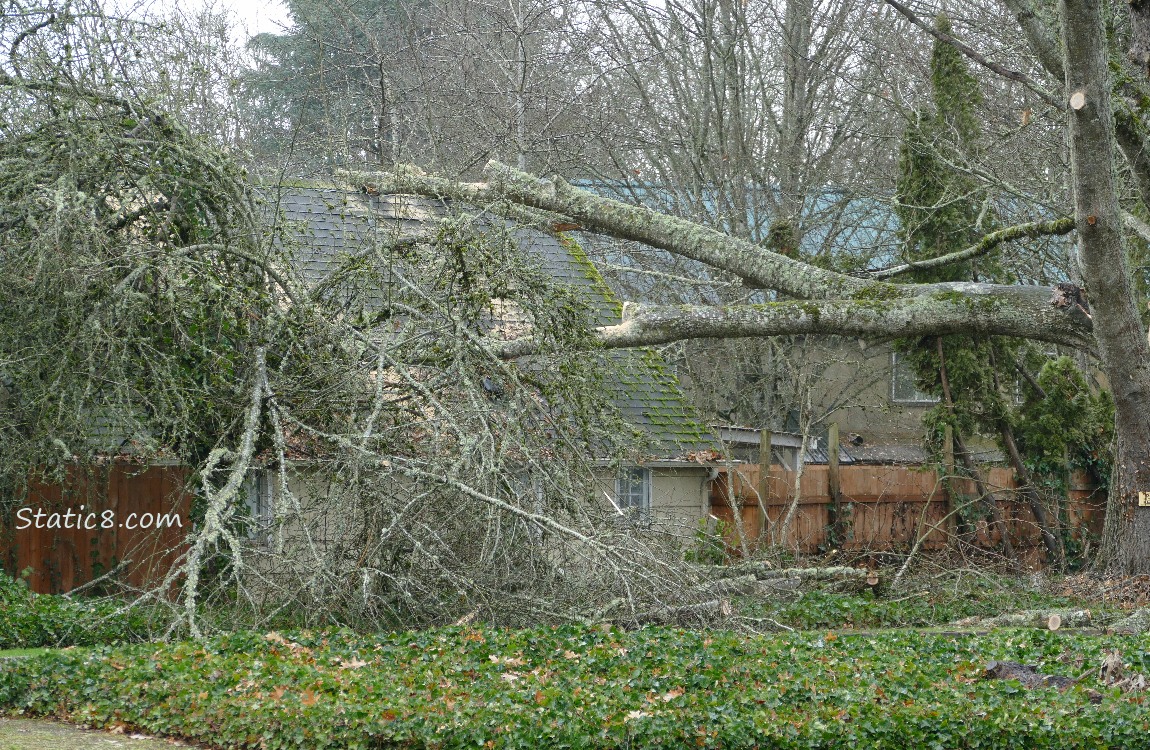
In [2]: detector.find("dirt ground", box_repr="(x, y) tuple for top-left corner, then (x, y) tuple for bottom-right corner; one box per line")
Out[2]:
(0, 717), (191, 749)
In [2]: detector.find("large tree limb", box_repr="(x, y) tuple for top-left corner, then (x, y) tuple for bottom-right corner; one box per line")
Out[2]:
(348, 163), (872, 299)
(870, 218), (1075, 279)
(366, 164), (857, 297)
(996, 0), (1065, 81)
(486, 292), (1092, 360)
(345, 163), (1095, 358)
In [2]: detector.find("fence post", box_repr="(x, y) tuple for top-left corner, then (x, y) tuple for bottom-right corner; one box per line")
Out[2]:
(943, 424), (956, 538)
(759, 429), (771, 538)
(828, 422), (842, 547)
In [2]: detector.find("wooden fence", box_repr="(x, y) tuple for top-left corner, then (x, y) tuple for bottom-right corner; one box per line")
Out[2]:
(1, 463), (191, 594)
(710, 464), (1105, 566)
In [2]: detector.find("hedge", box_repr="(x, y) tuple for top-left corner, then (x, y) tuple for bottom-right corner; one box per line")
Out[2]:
(2, 625), (1150, 748)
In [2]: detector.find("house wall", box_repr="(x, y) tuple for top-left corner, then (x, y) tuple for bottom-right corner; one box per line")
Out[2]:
(593, 466), (711, 540)
(796, 342), (933, 445)
(674, 338), (935, 448)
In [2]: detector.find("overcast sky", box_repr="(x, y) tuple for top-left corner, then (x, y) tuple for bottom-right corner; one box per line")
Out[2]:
(113, 0), (293, 41)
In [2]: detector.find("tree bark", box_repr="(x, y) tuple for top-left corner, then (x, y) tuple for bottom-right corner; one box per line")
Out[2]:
(1061, 0), (1150, 573)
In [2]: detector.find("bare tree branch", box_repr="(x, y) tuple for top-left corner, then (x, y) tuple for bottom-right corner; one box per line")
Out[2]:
(884, 0), (1061, 108)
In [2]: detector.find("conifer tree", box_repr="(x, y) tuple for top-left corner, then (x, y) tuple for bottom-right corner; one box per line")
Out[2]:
(892, 14), (1091, 565)
(895, 14), (983, 283)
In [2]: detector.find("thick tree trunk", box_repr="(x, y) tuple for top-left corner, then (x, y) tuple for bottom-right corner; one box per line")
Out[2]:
(1061, 0), (1150, 573)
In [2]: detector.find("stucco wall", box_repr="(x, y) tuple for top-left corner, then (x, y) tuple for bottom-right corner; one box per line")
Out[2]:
(593, 466), (711, 540)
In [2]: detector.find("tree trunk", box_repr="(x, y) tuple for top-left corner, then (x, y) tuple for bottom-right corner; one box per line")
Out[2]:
(1061, 0), (1150, 573)
(938, 338), (1014, 560)
(953, 432), (1015, 562)
(778, 0), (813, 224)
(997, 419), (1063, 567)
(988, 352), (1063, 566)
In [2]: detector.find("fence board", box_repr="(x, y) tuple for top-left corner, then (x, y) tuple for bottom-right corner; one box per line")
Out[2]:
(2, 464), (191, 594)
(710, 464), (1105, 562)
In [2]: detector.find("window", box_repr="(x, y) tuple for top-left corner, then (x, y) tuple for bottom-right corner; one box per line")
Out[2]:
(890, 351), (941, 404)
(615, 467), (651, 519)
(243, 469), (274, 543)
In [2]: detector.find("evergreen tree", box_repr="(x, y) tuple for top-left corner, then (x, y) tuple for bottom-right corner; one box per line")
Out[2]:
(241, 0), (412, 168)
(894, 14), (983, 282)
(892, 15), (1111, 567)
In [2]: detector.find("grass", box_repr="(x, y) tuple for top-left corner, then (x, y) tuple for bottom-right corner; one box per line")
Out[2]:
(0, 717), (191, 750)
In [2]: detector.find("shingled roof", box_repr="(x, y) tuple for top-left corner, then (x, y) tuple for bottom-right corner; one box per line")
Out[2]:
(268, 185), (719, 461)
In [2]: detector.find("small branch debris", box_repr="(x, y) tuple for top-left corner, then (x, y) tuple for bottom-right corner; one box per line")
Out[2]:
(984, 660), (1076, 690)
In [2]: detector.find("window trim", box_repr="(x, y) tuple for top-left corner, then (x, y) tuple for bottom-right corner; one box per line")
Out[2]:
(615, 466), (652, 520)
(890, 351), (941, 405)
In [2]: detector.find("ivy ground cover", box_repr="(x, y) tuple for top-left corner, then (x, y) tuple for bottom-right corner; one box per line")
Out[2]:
(1, 625), (1149, 749)
(0, 574), (153, 649)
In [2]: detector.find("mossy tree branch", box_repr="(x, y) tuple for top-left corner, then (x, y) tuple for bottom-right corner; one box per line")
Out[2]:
(347, 163), (1094, 355)
(870, 217), (1075, 279)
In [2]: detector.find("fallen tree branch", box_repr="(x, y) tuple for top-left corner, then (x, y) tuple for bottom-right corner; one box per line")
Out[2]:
(693, 574), (761, 598)
(1109, 607), (1150, 634)
(344, 162), (1093, 338)
(701, 563), (875, 584)
(627, 599), (733, 626)
(475, 293), (1095, 362)
(954, 609), (1093, 630)
(341, 164), (1094, 360)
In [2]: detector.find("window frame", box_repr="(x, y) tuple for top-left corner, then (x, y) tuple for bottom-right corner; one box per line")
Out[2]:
(243, 468), (274, 544)
(890, 351), (942, 405)
(614, 466), (652, 520)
